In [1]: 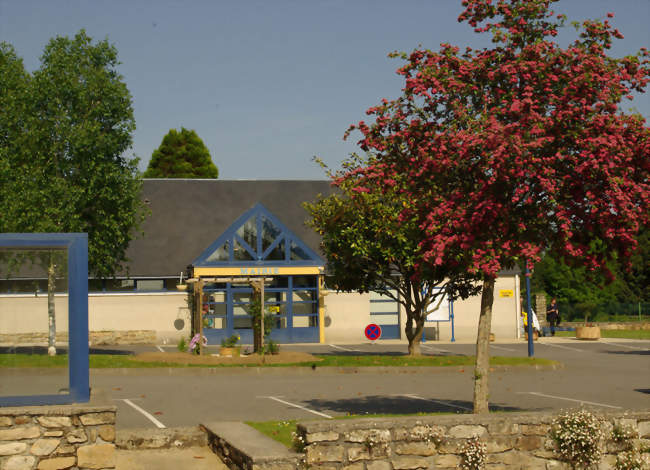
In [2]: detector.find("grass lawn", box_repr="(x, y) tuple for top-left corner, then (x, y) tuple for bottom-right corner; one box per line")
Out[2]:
(245, 420), (298, 449)
(0, 353), (558, 368)
(554, 329), (650, 339)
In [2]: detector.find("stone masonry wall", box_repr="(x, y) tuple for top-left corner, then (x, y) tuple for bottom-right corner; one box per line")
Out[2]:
(297, 411), (650, 470)
(0, 330), (156, 346)
(0, 404), (116, 470)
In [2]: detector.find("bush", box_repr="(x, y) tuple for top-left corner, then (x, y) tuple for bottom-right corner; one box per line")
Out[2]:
(550, 409), (604, 468)
(220, 334), (240, 348)
(177, 337), (187, 352)
(459, 436), (486, 470)
(264, 340), (280, 355)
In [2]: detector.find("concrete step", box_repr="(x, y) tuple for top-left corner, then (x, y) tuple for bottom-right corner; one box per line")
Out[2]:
(202, 421), (300, 470)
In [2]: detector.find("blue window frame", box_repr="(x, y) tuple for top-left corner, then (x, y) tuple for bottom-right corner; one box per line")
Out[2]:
(194, 203), (323, 267)
(201, 276), (319, 344)
(0, 233), (89, 406)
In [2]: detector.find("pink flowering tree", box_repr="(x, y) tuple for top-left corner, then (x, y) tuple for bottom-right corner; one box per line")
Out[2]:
(344, 0), (649, 412)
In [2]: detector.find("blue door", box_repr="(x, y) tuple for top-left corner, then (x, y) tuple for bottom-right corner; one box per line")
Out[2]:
(202, 276), (319, 345)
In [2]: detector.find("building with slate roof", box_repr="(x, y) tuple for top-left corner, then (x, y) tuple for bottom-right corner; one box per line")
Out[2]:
(1, 179), (524, 346)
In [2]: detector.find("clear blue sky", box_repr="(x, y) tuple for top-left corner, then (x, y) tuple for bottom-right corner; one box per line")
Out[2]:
(1, 0), (648, 179)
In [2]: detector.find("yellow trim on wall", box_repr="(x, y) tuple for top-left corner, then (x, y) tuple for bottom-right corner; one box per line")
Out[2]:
(193, 266), (322, 276)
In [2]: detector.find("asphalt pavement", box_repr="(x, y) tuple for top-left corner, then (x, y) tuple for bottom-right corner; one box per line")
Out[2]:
(2, 337), (649, 429)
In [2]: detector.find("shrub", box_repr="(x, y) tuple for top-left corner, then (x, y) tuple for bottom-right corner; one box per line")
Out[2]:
(459, 436), (486, 470)
(615, 451), (645, 470)
(264, 340), (280, 355)
(550, 409), (604, 469)
(177, 336), (187, 352)
(221, 334), (240, 348)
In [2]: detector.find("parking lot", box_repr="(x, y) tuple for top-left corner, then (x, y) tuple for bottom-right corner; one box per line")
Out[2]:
(79, 338), (649, 429)
(2, 338), (648, 428)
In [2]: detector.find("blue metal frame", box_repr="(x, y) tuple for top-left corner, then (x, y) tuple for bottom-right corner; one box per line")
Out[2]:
(0, 233), (89, 406)
(193, 203), (323, 267)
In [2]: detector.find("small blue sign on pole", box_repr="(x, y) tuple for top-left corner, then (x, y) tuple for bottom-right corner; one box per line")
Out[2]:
(365, 323), (382, 341)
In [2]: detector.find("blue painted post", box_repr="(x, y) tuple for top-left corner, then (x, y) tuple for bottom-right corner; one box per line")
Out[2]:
(68, 234), (89, 402)
(450, 299), (456, 342)
(526, 265), (534, 357)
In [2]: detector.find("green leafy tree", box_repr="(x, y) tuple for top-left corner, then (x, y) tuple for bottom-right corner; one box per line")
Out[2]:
(0, 31), (145, 354)
(530, 227), (649, 319)
(144, 127), (218, 178)
(305, 157), (482, 355)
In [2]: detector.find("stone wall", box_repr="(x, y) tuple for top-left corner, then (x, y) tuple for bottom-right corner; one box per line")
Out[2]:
(296, 411), (650, 470)
(0, 404), (116, 470)
(0, 330), (156, 346)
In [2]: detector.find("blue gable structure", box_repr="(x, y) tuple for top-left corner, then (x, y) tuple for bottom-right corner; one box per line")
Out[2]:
(191, 203), (324, 345)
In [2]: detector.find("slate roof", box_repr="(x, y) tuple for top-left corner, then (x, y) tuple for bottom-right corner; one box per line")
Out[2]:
(122, 179), (333, 278)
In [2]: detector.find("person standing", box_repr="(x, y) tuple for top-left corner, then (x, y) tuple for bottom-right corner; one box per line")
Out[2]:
(546, 297), (559, 336)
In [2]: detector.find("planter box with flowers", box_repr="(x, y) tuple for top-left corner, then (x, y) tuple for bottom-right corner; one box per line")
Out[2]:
(220, 334), (241, 357)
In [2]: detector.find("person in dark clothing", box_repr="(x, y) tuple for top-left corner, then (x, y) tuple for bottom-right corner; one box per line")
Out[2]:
(546, 297), (560, 336)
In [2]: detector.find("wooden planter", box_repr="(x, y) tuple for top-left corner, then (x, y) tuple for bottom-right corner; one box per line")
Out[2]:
(219, 347), (240, 357)
(576, 326), (601, 340)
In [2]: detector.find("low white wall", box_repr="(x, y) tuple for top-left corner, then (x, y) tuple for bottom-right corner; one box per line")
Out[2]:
(1, 277), (519, 345)
(432, 276), (520, 342)
(0, 293), (190, 345)
(322, 291), (372, 343)
(323, 276), (520, 344)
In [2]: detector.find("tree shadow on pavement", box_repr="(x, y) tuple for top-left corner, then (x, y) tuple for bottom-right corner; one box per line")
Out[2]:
(602, 349), (650, 356)
(303, 395), (525, 416)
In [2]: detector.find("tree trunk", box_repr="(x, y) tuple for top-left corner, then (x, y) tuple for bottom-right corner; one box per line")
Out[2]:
(473, 277), (495, 414)
(47, 254), (57, 356)
(405, 310), (424, 356)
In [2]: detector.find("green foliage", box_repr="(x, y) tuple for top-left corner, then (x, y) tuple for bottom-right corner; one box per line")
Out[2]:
(220, 334), (240, 348)
(527, 229), (649, 321)
(550, 409), (604, 469)
(144, 127), (218, 178)
(0, 30), (145, 279)
(264, 340), (280, 355)
(177, 337), (187, 352)
(249, 298), (276, 353)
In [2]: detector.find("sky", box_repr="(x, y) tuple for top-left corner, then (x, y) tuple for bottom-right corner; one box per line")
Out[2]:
(1, 0), (648, 180)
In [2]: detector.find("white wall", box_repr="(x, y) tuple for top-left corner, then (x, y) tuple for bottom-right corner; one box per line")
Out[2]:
(0, 293), (190, 344)
(323, 275), (520, 343)
(322, 291), (372, 343)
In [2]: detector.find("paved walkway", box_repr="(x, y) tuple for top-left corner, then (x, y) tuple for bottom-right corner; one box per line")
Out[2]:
(117, 447), (227, 470)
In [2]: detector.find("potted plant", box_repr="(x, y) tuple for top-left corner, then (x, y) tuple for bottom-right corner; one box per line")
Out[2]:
(575, 302), (601, 340)
(219, 334), (241, 357)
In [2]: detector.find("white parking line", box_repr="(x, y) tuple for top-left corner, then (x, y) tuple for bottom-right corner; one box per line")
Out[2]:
(420, 344), (453, 354)
(155, 346), (165, 353)
(401, 394), (471, 411)
(489, 344), (516, 352)
(121, 399), (166, 428)
(329, 344), (360, 352)
(539, 342), (584, 352)
(264, 396), (333, 419)
(600, 340), (649, 351)
(517, 392), (621, 409)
